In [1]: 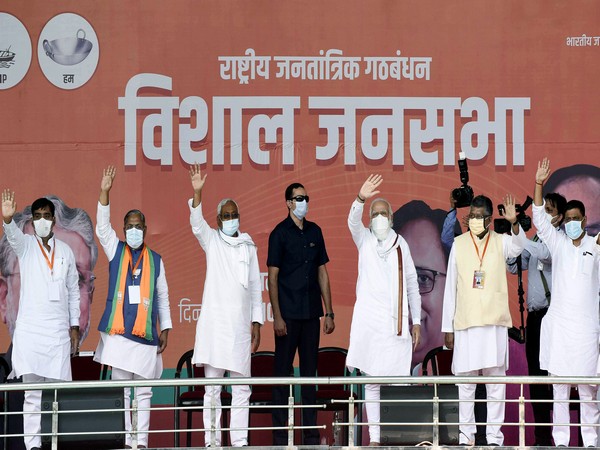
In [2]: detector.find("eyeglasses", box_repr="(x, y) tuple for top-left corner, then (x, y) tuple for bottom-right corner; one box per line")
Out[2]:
(467, 214), (491, 221)
(220, 212), (240, 221)
(288, 195), (310, 203)
(416, 266), (446, 295)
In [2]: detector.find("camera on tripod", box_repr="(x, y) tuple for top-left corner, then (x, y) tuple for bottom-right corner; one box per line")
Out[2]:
(494, 196), (533, 234)
(451, 152), (474, 208)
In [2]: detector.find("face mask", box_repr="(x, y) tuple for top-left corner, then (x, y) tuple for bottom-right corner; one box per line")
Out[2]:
(33, 218), (52, 238)
(565, 220), (583, 240)
(292, 200), (308, 220)
(371, 215), (391, 241)
(546, 212), (560, 227)
(469, 218), (487, 236)
(221, 218), (239, 237)
(126, 228), (144, 249)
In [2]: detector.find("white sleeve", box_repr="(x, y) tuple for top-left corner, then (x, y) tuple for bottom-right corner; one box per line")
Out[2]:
(532, 202), (559, 254)
(402, 239), (421, 325)
(503, 225), (527, 259)
(2, 220), (28, 259)
(156, 259), (172, 331)
(65, 247), (81, 327)
(441, 245), (457, 333)
(95, 202), (119, 261)
(188, 199), (213, 251)
(249, 248), (265, 324)
(348, 199), (366, 248)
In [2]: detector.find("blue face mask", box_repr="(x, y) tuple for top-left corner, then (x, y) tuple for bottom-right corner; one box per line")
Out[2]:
(565, 220), (584, 240)
(126, 228), (144, 249)
(221, 218), (239, 237)
(292, 200), (308, 220)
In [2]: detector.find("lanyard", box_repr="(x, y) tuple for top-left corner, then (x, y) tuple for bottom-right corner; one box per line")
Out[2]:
(469, 231), (491, 269)
(126, 245), (145, 279)
(36, 238), (55, 274)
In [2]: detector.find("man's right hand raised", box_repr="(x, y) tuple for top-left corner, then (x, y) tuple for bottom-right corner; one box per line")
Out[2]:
(2, 189), (16, 224)
(358, 174), (383, 202)
(190, 163), (207, 207)
(99, 166), (116, 206)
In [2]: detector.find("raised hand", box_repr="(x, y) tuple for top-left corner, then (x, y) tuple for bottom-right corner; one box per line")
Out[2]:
(189, 163), (207, 193)
(359, 174), (383, 201)
(536, 158), (551, 184)
(101, 166), (116, 192)
(502, 194), (517, 224)
(2, 189), (16, 223)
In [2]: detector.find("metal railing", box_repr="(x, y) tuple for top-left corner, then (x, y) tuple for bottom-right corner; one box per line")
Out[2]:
(1, 375), (599, 449)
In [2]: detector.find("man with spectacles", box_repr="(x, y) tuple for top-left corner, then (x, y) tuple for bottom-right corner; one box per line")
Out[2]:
(268, 182), (335, 446)
(93, 167), (172, 449)
(346, 174), (421, 446)
(1, 191), (80, 450)
(442, 194), (526, 446)
(506, 191), (566, 446)
(187, 164), (263, 447)
(533, 158), (600, 448)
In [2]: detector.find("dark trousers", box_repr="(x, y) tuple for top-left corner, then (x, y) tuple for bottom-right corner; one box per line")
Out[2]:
(272, 318), (320, 445)
(526, 307), (553, 446)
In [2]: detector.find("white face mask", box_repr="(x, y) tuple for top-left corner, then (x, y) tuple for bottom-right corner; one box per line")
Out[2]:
(33, 218), (53, 238)
(469, 218), (487, 236)
(126, 228), (144, 249)
(565, 220), (584, 240)
(371, 214), (391, 241)
(292, 200), (308, 220)
(546, 212), (560, 227)
(221, 218), (239, 237)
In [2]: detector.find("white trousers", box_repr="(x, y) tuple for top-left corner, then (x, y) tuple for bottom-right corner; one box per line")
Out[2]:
(552, 381), (598, 447)
(22, 374), (59, 450)
(203, 364), (251, 447)
(364, 383), (381, 444)
(111, 367), (153, 447)
(455, 365), (506, 445)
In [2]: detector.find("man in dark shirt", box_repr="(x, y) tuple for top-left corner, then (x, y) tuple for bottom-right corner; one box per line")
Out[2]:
(267, 182), (335, 446)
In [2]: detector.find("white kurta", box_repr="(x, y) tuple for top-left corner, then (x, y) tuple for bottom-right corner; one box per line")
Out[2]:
(189, 200), (264, 377)
(442, 227), (526, 373)
(533, 202), (600, 376)
(93, 202), (172, 379)
(3, 220), (80, 380)
(345, 200), (421, 376)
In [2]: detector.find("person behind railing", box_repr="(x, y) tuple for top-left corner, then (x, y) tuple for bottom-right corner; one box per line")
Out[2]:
(442, 194), (526, 446)
(346, 174), (422, 447)
(93, 166), (173, 449)
(533, 158), (600, 448)
(267, 181), (335, 446)
(187, 164), (264, 447)
(1, 191), (81, 450)
(506, 191), (566, 446)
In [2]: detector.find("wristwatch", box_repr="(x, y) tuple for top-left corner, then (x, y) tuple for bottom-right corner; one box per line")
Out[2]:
(325, 312), (335, 319)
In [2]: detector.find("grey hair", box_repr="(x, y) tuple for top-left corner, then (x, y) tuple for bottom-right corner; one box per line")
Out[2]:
(217, 198), (239, 216)
(369, 197), (394, 227)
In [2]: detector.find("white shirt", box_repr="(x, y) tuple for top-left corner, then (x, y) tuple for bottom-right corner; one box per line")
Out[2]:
(345, 200), (421, 376)
(3, 220), (80, 380)
(442, 226), (526, 373)
(189, 200), (263, 376)
(93, 202), (172, 379)
(533, 202), (600, 376)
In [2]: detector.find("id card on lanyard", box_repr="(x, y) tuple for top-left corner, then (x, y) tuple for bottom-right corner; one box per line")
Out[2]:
(37, 238), (60, 301)
(127, 246), (145, 305)
(470, 232), (491, 290)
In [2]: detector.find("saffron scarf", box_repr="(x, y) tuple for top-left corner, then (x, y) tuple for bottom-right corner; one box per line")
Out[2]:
(105, 245), (156, 341)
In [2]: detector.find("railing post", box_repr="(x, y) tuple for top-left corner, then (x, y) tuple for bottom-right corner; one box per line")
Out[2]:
(132, 397), (139, 449)
(518, 383), (526, 449)
(348, 394), (355, 447)
(432, 383), (440, 448)
(287, 383), (294, 447)
(51, 389), (58, 450)
(210, 392), (217, 448)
